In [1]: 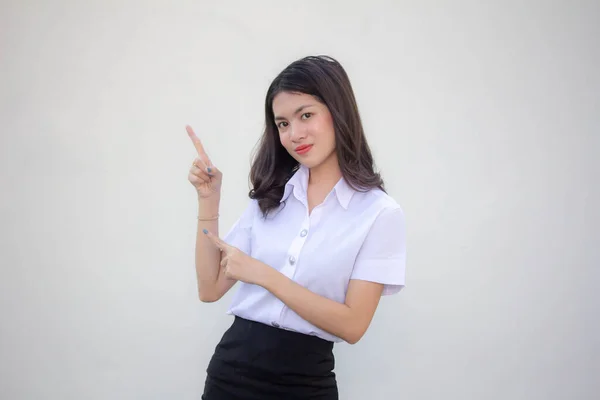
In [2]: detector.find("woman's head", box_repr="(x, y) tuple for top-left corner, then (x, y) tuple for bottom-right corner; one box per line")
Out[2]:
(250, 55), (384, 215)
(272, 91), (337, 171)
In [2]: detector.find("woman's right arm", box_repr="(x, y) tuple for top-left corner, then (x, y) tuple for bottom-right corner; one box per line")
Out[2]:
(186, 125), (236, 302)
(195, 196), (237, 302)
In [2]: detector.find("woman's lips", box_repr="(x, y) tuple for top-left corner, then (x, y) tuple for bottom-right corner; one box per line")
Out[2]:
(295, 145), (313, 155)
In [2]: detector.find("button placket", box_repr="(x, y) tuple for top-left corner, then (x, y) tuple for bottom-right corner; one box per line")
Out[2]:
(274, 185), (314, 329)
(280, 217), (310, 279)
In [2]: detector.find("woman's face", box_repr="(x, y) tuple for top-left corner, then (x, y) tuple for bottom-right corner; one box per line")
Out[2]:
(272, 91), (337, 169)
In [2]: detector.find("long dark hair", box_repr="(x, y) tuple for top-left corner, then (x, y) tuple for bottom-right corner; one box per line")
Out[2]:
(249, 55), (384, 217)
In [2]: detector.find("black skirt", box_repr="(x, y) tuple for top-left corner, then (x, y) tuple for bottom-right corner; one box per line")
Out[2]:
(202, 316), (338, 400)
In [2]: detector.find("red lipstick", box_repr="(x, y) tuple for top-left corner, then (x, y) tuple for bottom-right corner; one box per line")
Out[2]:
(295, 144), (313, 155)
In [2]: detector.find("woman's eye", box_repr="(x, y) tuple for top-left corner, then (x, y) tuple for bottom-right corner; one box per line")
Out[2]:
(301, 113), (312, 120)
(277, 121), (288, 129)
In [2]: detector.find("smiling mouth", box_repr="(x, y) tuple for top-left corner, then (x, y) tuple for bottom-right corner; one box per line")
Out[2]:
(295, 145), (313, 155)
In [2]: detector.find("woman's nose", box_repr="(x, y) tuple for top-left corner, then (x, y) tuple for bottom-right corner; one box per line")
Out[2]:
(289, 124), (307, 141)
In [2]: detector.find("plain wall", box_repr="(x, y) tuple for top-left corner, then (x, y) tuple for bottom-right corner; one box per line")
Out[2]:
(1, 1), (598, 399)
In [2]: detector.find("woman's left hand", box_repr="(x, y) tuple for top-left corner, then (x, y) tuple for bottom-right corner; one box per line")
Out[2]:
(203, 229), (271, 286)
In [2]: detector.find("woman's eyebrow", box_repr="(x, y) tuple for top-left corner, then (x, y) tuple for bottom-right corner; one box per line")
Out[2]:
(274, 104), (314, 121)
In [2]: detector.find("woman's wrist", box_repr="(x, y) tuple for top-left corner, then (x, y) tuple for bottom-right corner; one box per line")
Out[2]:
(257, 262), (283, 291)
(197, 194), (220, 217)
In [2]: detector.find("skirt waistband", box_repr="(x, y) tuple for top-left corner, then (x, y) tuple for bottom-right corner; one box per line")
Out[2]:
(230, 316), (334, 353)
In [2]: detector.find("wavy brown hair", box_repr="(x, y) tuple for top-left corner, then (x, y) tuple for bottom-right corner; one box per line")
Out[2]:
(249, 55), (385, 217)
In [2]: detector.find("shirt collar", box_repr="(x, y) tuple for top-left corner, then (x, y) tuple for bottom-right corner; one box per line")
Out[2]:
(280, 164), (354, 209)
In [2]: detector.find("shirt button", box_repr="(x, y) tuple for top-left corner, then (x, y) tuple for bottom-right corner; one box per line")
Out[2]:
(289, 256), (296, 265)
(300, 229), (308, 237)
(271, 322), (279, 328)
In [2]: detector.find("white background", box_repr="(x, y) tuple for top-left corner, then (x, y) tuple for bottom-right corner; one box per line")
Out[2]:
(1, 1), (599, 399)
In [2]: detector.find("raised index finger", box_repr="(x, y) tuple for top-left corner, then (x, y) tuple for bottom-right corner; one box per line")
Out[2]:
(186, 125), (210, 162)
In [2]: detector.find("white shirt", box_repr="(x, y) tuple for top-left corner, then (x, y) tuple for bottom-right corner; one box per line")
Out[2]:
(223, 164), (406, 342)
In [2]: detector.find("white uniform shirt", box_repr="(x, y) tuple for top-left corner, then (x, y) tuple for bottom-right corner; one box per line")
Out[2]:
(223, 164), (406, 342)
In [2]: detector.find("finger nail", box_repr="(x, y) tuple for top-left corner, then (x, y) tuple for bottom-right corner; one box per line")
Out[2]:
(202, 229), (208, 234)
(207, 167), (212, 173)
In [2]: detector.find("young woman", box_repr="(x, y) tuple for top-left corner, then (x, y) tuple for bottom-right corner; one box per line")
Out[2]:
(187, 55), (406, 399)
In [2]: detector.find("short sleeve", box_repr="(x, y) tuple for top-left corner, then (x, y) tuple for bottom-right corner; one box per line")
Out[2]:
(223, 199), (257, 255)
(350, 206), (406, 295)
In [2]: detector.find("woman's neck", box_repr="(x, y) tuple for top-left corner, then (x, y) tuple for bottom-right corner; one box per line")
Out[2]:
(307, 155), (342, 189)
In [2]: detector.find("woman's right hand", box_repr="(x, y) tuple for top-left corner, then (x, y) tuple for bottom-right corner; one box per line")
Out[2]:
(186, 125), (223, 199)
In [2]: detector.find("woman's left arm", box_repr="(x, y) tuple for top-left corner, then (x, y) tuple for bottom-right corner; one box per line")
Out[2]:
(203, 230), (383, 344)
(204, 206), (405, 344)
(260, 268), (383, 344)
